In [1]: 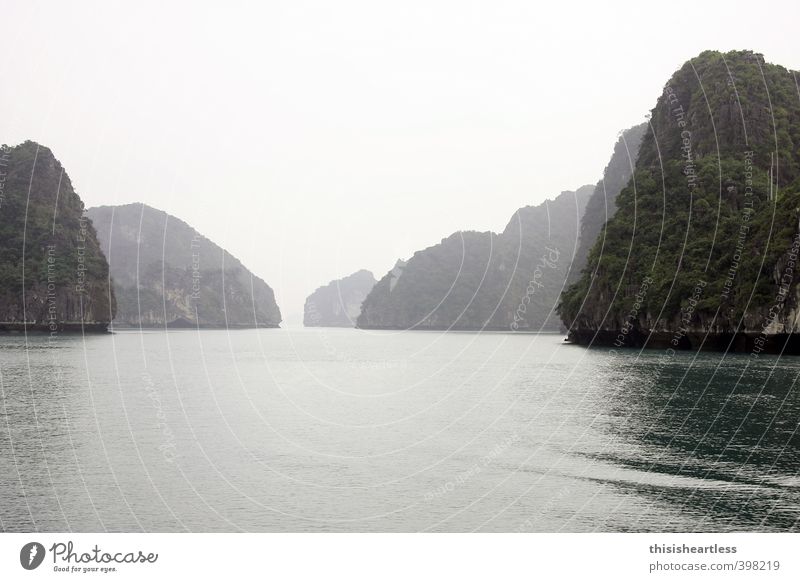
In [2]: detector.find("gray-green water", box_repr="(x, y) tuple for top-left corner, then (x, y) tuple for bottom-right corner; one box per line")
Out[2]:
(0, 328), (798, 532)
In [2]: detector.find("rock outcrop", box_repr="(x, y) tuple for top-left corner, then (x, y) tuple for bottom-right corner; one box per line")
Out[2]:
(568, 123), (647, 284)
(87, 203), (281, 328)
(304, 269), (376, 327)
(0, 141), (115, 332)
(560, 50), (800, 353)
(357, 187), (594, 331)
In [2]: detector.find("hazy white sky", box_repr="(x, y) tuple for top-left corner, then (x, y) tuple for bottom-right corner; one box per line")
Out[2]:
(1, 0), (798, 322)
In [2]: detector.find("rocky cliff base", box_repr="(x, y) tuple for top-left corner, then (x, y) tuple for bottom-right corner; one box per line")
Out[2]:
(566, 329), (800, 355)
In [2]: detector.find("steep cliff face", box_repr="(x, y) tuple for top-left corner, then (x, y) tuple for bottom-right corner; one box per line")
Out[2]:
(0, 141), (115, 331)
(304, 269), (376, 327)
(560, 51), (800, 353)
(87, 203), (281, 328)
(357, 186), (593, 330)
(568, 123), (647, 284)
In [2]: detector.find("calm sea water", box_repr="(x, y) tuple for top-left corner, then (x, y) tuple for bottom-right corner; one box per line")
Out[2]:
(0, 327), (798, 532)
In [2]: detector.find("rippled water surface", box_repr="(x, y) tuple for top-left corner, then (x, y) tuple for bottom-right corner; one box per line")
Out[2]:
(1, 328), (798, 532)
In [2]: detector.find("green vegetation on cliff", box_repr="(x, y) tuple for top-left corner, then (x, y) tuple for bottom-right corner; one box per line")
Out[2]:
(0, 141), (115, 329)
(568, 124), (647, 284)
(87, 203), (281, 328)
(560, 51), (800, 342)
(357, 187), (593, 330)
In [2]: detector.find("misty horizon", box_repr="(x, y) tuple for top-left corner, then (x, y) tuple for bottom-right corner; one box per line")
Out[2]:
(3, 0), (799, 320)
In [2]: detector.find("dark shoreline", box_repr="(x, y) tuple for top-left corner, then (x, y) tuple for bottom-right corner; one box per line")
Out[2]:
(0, 322), (111, 334)
(356, 325), (564, 333)
(111, 323), (281, 330)
(566, 329), (800, 355)
(0, 323), (282, 334)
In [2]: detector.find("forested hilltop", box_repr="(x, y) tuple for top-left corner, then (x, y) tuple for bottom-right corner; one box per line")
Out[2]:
(0, 141), (115, 331)
(357, 187), (593, 331)
(304, 270), (375, 327)
(87, 203), (281, 328)
(560, 50), (800, 353)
